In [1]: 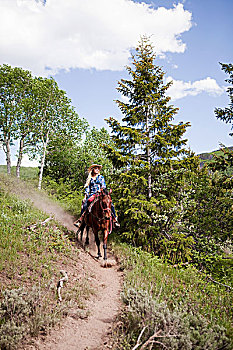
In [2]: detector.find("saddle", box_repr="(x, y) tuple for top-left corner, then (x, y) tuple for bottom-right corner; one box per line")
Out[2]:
(87, 193), (98, 213)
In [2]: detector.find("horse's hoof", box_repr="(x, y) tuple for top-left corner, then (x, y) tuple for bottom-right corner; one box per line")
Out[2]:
(100, 259), (116, 268)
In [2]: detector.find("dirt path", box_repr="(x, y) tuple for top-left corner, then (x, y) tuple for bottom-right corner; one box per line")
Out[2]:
(2, 176), (122, 350)
(34, 248), (122, 350)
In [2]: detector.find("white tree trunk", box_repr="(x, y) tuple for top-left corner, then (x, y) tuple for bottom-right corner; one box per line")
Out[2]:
(38, 131), (49, 190)
(16, 138), (24, 178)
(4, 136), (11, 175)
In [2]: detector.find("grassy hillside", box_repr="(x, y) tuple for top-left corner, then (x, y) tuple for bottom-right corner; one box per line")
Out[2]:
(110, 243), (233, 350)
(0, 175), (92, 349)
(0, 165), (83, 216)
(0, 165), (39, 181)
(199, 146), (233, 166)
(1, 167), (232, 349)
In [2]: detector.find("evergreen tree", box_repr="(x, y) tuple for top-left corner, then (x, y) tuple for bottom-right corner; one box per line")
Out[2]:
(105, 37), (192, 250)
(106, 36), (190, 199)
(215, 63), (233, 136)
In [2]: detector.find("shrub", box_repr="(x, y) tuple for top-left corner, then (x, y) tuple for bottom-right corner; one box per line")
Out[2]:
(116, 288), (230, 350)
(42, 176), (83, 216)
(110, 243), (232, 350)
(0, 287), (63, 349)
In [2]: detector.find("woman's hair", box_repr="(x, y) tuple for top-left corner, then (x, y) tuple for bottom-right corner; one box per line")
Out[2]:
(84, 171), (92, 189)
(84, 168), (98, 188)
(84, 167), (101, 189)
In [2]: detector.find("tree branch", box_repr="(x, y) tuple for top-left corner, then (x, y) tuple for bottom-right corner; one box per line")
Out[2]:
(132, 328), (178, 350)
(132, 326), (147, 350)
(26, 217), (53, 231)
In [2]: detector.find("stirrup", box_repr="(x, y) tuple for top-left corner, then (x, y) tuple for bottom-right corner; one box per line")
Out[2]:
(74, 219), (81, 228)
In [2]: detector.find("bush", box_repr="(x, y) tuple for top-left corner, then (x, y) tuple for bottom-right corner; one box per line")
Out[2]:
(0, 287), (63, 349)
(116, 287), (230, 350)
(42, 176), (83, 216)
(110, 243), (232, 350)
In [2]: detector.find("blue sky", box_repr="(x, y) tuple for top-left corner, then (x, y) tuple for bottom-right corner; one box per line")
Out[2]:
(0, 0), (232, 166)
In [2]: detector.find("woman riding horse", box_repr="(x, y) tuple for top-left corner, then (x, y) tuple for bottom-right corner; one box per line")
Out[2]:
(74, 164), (120, 229)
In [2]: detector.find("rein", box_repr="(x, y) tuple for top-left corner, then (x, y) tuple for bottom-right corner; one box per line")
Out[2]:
(89, 192), (111, 222)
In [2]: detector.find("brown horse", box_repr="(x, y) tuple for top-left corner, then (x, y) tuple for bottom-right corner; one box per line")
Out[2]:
(78, 188), (112, 260)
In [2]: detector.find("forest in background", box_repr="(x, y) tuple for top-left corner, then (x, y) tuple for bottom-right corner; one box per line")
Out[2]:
(0, 37), (233, 349)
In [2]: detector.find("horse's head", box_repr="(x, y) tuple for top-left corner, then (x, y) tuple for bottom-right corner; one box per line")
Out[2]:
(99, 188), (112, 220)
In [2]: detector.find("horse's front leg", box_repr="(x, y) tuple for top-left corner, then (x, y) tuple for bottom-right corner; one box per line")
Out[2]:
(103, 229), (109, 260)
(85, 226), (89, 246)
(78, 222), (86, 242)
(93, 229), (102, 258)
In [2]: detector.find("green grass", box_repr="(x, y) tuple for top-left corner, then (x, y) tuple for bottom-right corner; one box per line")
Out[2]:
(0, 179), (93, 349)
(0, 165), (39, 181)
(110, 242), (233, 349)
(0, 188), (77, 287)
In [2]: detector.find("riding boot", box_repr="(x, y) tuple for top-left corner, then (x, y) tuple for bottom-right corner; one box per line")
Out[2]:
(113, 216), (120, 229)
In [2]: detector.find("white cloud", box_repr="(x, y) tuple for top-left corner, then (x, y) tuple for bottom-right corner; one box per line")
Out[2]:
(166, 76), (225, 100)
(0, 0), (192, 76)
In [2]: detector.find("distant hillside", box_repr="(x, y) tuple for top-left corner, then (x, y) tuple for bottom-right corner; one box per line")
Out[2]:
(198, 146), (233, 161)
(198, 146), (233, 166)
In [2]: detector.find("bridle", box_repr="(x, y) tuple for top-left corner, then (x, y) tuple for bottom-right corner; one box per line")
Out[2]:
(89, 191), (112, 222)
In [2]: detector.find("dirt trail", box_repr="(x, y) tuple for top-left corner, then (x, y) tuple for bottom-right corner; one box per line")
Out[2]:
(36, 252), (121, 350)
(2, 176), (122, 350)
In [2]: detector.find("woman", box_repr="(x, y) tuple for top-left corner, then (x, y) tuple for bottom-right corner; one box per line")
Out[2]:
(75, 164), (120, 228)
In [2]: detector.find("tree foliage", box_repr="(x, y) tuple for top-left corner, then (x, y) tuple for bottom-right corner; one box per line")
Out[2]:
(43, 126), (114, 191)
(0, 64), (87, 188)
(30, 77), (85, 189)
(106, 37), (190, 198)
(104, 39), (232, 278)
(215, 63), (233, 136)
(0, 64), (32, 174)
(105, 37), (193, 255)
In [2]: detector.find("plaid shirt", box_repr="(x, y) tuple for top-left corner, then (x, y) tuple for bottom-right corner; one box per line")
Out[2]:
(84, 175), (106, 198)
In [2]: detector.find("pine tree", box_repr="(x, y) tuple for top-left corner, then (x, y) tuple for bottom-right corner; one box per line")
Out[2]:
(105, 37), (192, 248)
(106, 36), (190, 196)
(215, 63), (233, 136)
